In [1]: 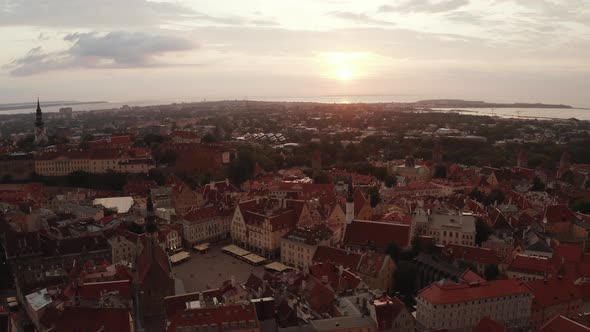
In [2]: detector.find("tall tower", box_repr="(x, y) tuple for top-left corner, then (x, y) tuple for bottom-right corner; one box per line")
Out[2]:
(558, 150), (570, 178)
(433, 140), (442, 163)
(34, 98), (48, 145)
(517, 150), (528, 168)
(345, 177), (355, 224)
(144, 189), (158, 235)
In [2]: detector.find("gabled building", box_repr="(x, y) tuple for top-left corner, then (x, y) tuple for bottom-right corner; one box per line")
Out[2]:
(178, 205), (231, 246)
(367, 295), (415, 332)
(280, 224), (334, 269)
(231, 197), (310, 258)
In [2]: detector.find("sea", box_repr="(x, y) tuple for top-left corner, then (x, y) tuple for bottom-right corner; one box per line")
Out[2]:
(1, 95), (588, 121)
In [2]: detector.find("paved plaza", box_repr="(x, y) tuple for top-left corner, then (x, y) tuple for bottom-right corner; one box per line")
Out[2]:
(172, 244), (268, 293)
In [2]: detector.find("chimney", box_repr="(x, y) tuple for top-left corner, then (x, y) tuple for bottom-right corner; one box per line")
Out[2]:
(231, 276), (236, 288)
(225, 178), (229, 186)
(210, 180), (215, 189)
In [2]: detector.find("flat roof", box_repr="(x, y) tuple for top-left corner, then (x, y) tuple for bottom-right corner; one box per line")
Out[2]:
(194, 243), (210, 251)
(242, 253), (266, 264)
(222, 245), (250, 257)
(169, 251), (190, 263)
(264, 261), (293, 272)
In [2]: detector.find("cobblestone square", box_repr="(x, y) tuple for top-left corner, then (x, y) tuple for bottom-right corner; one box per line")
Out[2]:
(172, 244), (267, 293)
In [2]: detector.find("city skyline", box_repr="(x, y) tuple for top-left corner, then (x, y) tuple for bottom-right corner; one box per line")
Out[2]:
(1, 0), (589, 107)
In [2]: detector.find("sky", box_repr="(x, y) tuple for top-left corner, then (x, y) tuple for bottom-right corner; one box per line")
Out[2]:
(1, 0), (589, 106)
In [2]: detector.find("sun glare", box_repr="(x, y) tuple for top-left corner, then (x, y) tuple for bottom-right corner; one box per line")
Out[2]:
(320, 52), (364, 81)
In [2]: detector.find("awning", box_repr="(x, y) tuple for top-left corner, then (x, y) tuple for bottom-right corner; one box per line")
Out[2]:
(194, 243), (210, 251)
(222, 245), (250, 257)
(242, 253), (266, 265)
(264, 261), (293, 272)
(169, 251), (190, 263)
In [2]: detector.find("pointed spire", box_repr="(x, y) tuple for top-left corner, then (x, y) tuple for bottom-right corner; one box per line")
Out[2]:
(347, 177), (354, 203)
(145, 188), (158, 234)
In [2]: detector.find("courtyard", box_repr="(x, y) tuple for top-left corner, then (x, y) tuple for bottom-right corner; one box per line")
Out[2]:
(172, 243), (268, 293)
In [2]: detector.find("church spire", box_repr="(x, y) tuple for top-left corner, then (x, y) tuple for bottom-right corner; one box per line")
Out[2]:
(34, 98), (48, 145)
(35, 98), (43, 126)
(145, 188), (158, 234)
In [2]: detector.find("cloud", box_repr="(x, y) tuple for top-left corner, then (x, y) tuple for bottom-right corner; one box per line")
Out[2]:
(4, 31), (196, 76)
(329, 11), (396, 26)
(382, 0), (469, 13)
(0, 0), (278, 28)
(191, 13), (279, 26)
(0, 0), (194, 27)
(378, 5), (395, 12)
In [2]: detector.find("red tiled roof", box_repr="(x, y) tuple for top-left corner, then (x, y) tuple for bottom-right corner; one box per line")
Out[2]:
(136, 237), (171, 283)
(371, 295), (406, 331)
(446, 244), (500, 265)
(553, 244), (583, 263)
(539, 315), (590, 332)
(543, 205), (578, 224)
(166, 302), (259, 332)
(49, 306), (132, 332)
(313, 246), (363, 271)
(75, 280), (132, 300)
(182, 206), (221, 223)
(418, 279), (530, 305)
(473, 316), (507, 332)
(525, 277), (582, 309)
(309, 262), (362, 292)
(344, 220), (411, 249)
(460, 269), (486, 283)
(164, 290), (222, 318)
(508, 255), (550, 274)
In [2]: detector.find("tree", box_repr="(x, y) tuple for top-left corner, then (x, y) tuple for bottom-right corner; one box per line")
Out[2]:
(572, 198), (590, 214)
(1, 174), (13, 184)
(531, 176), (545, 191)
(469, 189), (485, 203)
(394, 261), (418, 297)
(484, 189), (505, 206)
(148, 168), (166, 186)
(202, 133), (217, 143)
(367, 186), (381, 207)
(384, 175), (397, 188)
(475, 218), (493, 245)
(313, 172), (331, 184)
(458, 261), (477, 272)
(386, 241), (401, 262)
(411, 235), (423, 256)
(433, 165), (447, 178)
(561, 170), (575, 185)
(484, 264), (500, 280)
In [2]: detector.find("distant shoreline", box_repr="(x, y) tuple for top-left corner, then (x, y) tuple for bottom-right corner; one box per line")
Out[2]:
(0, 101), (107, 112)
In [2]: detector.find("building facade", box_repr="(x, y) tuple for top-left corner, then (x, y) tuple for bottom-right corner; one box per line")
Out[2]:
(416, 279), (532, 332)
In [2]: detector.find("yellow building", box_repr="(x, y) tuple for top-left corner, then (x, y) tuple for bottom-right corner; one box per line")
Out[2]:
(231, 197), (310, 259)
(34, 149), (153, 176)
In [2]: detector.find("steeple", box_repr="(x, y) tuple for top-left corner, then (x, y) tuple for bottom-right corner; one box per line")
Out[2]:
(145, 189), (158, 234)
(35, 98), (43, 126)
(34, 98), (48, 145)
(346, 177), (354, 203)
(345, 177), (354, 224)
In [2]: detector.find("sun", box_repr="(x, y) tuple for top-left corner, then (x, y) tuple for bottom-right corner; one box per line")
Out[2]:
(319, 52), (363, 81)
(337, 66), (354, 80)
